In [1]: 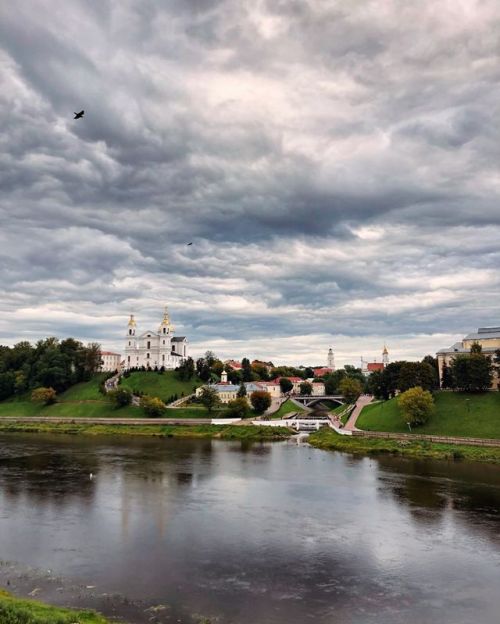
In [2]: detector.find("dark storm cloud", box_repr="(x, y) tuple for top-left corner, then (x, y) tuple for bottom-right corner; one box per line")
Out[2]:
(0, 0), (499, 362)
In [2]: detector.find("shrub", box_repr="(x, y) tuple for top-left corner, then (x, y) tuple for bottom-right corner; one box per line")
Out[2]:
(225, 397), (250, 419)
(140, 396), (167, 418)
(108, 388), (132, 408)
(31, 387), (57, 405)
(338, 377), (363, 404)
(398, 386), (434, 427)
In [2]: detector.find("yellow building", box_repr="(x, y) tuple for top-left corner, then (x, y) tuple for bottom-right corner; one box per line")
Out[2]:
(436, 326), (500, 390)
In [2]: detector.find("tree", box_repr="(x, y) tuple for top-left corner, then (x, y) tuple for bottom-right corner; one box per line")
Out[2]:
(237, 383), (247, 398)
(198, 386), (221, 414)
(0, 372), (15, 401)
(177, 357), (195, 381)
(83, 342), (102, 377)
(279, 378), (293, 394)
(241, 358), (254, 382)
(140, 396), (167, 418)
(440, 361), (454, 389)
(225, 397), (250, 419)
(299, 381), (313, 396)
(451, 354), (493, 392)
(338, 377), (362, 404)
(31, 386), (57, 405)
(398, 362), (437, 393)
(109, 388), (132, 408)
(398, 386), (434, 427)
(250, 390), (272, 414)
(366, 369), (388, 400)
(324, 369), (347, 394)
(382, 362), (405, 398)
(470, 342), (483, 354)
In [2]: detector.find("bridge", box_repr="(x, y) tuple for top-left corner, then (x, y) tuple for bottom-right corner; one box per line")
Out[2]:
(291, 395), (345, 408)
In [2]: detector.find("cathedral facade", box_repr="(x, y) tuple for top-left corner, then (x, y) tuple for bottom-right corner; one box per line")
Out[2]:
(124, 307), (188, 370)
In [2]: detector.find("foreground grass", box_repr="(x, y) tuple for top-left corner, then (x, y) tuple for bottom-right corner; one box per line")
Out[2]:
(357, 391), (500, 439)
(309, 428), (500, 464)
(120, 371), (203, 402)
(0, 589), (108, 624)
(0, 421), (292, 441)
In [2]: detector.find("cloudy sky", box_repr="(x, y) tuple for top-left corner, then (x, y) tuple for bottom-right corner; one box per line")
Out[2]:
(1, 0), (499, 367)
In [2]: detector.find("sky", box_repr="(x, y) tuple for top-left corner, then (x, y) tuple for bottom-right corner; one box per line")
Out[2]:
(1, 0), (499, 367)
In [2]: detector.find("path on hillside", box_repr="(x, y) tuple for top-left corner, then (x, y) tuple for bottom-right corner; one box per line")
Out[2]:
(344, 395), (374, 431)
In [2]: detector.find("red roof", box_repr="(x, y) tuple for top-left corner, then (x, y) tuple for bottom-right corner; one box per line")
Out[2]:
(101, 351), (121, 356)
(313, 367), (332, 377)
(226, 360), (242, 369)
(276, 376), (303, 383)
(367, 362), (384, 372)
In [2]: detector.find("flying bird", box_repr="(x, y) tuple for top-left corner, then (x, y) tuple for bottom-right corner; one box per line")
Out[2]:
(74, 110), (84, 119)
(187, 242), (193, 246)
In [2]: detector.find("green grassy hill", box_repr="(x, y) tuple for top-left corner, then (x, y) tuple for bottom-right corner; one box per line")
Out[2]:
(59, 373), (109, 401)
(271, 399), (306, 419)
(120, 370), (202, 402)
(357, 391), (500, 439)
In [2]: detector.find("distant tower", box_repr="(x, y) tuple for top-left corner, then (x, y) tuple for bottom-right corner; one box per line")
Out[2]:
(127, 314), (136, 337)
(158, 306), (173, 336)
(327, 347), (335, 371)
(221, 368), (228, 383)
(382, 345), (389, 367)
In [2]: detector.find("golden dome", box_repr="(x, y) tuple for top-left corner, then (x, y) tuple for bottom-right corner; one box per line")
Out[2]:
(383, 345), (388, 354)
(128, 314), (136, 326)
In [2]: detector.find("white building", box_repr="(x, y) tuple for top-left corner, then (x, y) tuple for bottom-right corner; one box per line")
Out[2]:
(100, 351), (122, 372)
(124, 307), (188, 370)
(327, 347), (335, 370)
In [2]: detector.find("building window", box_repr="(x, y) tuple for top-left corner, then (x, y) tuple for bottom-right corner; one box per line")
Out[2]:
(128, 341), (131, 346)
(127, 356), (130, 363)
(147, 341), (151, 349)
(147, 353), (150, 359)
(163, 340), (165, 345)
(129, 329), (132, 335)
(163, 328), (166, 334)
(162, 355), (165, 362)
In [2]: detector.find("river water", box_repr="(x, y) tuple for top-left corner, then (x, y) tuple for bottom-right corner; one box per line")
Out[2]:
(0, 433), (499, 624)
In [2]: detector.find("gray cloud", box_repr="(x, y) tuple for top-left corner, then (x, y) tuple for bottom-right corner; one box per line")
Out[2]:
(0, 0), (499, 364)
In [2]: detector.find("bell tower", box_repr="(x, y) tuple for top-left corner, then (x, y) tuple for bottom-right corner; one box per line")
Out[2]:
(127, 314), (136, 337)
(158, 306), (174, 336)
(382, 345), (389, 367)
(327, 347), (335, 370)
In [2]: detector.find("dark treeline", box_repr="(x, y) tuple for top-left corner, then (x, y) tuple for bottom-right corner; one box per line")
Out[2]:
(366, 359), (439, 400)
(0, 338), (102, 400)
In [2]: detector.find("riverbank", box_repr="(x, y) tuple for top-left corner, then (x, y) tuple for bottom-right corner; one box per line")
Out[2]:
(0, 589), (109, 623)
(0, 420), (291, 441)
(309, 428), (500, 463)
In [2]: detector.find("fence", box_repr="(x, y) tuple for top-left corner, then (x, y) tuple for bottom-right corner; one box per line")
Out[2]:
(351, 430), (500, 448)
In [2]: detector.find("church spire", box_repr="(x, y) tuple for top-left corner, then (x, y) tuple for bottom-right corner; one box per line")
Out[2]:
(159, 305), (174, 334)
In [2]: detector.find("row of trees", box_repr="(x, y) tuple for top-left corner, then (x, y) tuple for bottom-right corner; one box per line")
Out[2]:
(441, 345), (500, 392)
(0, 338), (102, 400)
(366, 358), (439, 400)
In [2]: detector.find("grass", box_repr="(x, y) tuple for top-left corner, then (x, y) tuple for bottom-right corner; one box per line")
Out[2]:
(357, 391), (500, 439)
(308, 428), (500, 464)
(58, 374), (110, 401)
(271, 399), (306, 419)
(120, 370), (203, 402)
(0, 422), (292, 441)
(0, 589), (108, 624)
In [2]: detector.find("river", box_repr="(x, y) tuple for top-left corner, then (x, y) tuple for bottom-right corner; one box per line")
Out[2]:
(0, 433), (499, 624)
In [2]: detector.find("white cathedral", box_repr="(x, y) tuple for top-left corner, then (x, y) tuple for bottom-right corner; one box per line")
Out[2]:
(124, 307), (188, 370)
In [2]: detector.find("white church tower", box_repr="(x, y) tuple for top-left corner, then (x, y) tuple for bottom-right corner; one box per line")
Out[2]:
(382, 345), (389, 367)
(327, 347), (335, 371)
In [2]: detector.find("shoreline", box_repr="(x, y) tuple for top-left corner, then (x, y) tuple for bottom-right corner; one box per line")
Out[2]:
(1, 419), (500, 464)
(308, 428), (500, 464)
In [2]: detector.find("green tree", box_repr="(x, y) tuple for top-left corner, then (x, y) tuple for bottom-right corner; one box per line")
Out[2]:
(299, 381), (313, 395)
(177, 356), (195, 381)
(324, 369), (347, 394)
(250, 390), (272, 414)
(366, 369), (388, 400)
(451, 354), (493, 392)
(398, 362), (437, 392)
(398, 386), (434, 427)
(31, 386), (57, 405)
(440, 360), (454, 389)
(198, 386), (221, 414)
(0, 372), (16, 400)
(109, 388), (133, 408)
(470, 342), (483, 354)
(279, 378), (293, 394)
(241, 358), (254, 382)
(338, 377), (363, 404)
(237, 383), (247, 398)
(140, 395), (167, 418)
(225, 397), (250, 419)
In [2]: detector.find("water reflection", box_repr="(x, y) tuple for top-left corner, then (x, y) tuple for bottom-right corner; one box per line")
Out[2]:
(0, 434), (499, 624)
